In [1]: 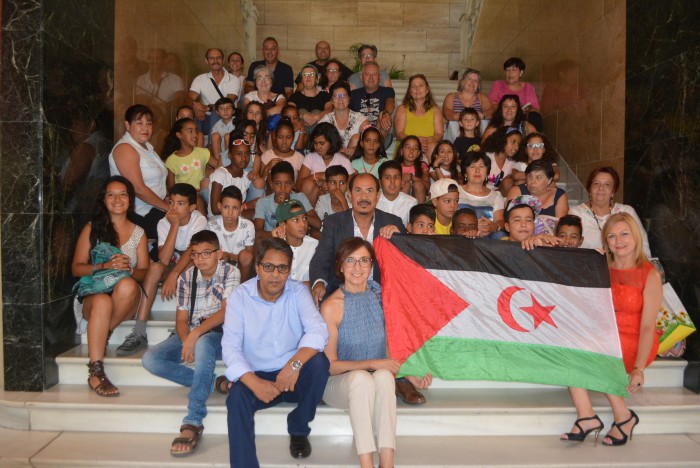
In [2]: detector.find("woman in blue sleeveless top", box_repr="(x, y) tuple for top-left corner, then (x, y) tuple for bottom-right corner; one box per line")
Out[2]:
(321, 237), (431, 468)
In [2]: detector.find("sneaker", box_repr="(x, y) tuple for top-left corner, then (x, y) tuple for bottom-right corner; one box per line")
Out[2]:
(116, 330), (147, 356)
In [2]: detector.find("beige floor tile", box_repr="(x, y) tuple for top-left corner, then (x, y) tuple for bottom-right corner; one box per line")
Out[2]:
(0, 428), (60, 466)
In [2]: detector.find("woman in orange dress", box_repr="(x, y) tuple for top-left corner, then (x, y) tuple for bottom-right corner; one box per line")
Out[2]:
(560, 212), (661, 446)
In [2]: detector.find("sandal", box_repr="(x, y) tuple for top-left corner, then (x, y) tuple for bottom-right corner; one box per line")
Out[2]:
(215, 375), (231, 395)
(87, 360), (120, 397)
(602, 409), (639, 446)
(171, 424), (204, 457)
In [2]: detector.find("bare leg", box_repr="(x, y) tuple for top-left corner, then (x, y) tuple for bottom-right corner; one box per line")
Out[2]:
(412, 178), (427, 204)
(379, 447), (394, 468)
(603, 394), (635, 443)
(300, 177), (321, 207)
(136, 262), (165, 321)
(359, 452), (374, 468)
(238, 248), (254, 282)
(561, 387), (602, 438)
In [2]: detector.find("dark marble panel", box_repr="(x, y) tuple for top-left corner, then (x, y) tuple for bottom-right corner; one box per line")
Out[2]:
(626, 49), (700, 147)
(43, 296), (79, 389)
(0, 213), (43, 305)
(0, 121), (42, 214)
(43, 0), (114, 64)
(2, 303), (43, 345)
(0, 28), (42, 123)
(627, 1), (700, 76)
(1, 0), (41, 30)
(4, 343), (44, 391)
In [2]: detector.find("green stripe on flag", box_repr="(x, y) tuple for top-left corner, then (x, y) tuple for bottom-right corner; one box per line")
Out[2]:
(398, 336), (630, 396)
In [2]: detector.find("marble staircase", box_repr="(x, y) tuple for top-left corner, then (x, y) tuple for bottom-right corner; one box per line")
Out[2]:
(2, 291), (700, 466)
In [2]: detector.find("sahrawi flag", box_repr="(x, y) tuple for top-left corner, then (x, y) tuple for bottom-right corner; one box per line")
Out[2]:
(375, 235), (629, 396)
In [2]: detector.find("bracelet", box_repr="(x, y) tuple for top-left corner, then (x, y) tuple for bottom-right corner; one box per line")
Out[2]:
(633, 367), (644, 373)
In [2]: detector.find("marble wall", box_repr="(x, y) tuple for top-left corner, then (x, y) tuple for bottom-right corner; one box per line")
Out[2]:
(252, 0), (465, 80)
(1, 0), (114, 390)
(468, 0), (626, 191)
(625, 1), (700, 360)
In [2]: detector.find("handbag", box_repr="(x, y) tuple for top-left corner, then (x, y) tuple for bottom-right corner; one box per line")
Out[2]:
(72, 242), (131, 297)
(656, 282), (696, 354)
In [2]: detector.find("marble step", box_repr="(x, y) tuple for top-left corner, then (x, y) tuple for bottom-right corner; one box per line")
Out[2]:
(57, 345), (687, 389)
(12, 429), (700, 467)
(10, 385), (700, 437)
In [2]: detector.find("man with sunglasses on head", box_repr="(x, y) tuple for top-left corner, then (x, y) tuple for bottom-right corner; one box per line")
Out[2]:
(221, 237), (330, 468)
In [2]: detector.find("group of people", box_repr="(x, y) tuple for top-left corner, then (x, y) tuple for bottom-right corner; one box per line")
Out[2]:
(70, 38), (660, 467)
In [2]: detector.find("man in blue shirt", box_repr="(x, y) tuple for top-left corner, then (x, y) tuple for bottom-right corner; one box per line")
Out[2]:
(222, 238), (330, 468)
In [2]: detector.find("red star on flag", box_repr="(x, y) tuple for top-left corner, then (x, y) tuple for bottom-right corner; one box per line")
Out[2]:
(520, 294), (557, 329)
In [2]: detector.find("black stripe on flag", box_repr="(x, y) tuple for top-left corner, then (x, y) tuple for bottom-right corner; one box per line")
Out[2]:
(387, 235), (610, 288)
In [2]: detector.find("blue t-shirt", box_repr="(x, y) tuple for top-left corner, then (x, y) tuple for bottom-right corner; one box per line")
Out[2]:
(350, 86), (395, 127)
(254, 192), (313, 231)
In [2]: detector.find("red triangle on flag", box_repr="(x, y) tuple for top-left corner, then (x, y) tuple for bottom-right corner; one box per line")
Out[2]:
(375, 237), (469, 363)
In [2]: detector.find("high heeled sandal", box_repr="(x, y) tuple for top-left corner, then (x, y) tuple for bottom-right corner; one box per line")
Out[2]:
(560, 414), (604, 445)
(87, 360), (120, 397)
(602, 409), (639, 446)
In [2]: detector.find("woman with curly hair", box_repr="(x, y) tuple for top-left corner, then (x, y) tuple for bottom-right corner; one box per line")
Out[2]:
(481, 94), (535, 142)
(71, 176), (149, 396)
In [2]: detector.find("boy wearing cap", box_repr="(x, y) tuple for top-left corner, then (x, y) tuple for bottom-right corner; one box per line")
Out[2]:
(272, 200), (319, 286)
(430, 178), (461, 235)
(504, 195), (560, 250)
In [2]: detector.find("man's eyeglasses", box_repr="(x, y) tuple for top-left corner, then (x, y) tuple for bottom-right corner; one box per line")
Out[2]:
(302, 72), (316, 77)
(258, 262), (291, 274)
(326, 68), (339, 73)
(190, 249), (219, 260)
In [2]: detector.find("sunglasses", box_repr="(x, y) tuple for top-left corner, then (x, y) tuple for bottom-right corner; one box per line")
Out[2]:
(232, 139), (251, 146)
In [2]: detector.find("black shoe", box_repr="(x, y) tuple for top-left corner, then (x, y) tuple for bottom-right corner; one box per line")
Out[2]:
(289, 435), (311, 458)
(560, 414), (604, 445)
(602, 409), (639, 446)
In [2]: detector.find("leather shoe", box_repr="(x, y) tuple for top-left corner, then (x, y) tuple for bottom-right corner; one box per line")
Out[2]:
(395, 377), (426, 405)
(289, 435), (311, 458)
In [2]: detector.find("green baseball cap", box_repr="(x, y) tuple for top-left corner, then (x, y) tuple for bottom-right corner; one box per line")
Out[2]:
(275, 200), (306, 224)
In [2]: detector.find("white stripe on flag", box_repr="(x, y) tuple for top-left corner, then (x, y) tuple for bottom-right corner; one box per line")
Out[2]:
(427, 269), (622, 358)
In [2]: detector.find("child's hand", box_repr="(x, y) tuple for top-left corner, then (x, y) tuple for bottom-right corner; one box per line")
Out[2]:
(165, 208), (179, 225)
(271, 225), (286, 240)
(462, 229), (479, 239)
(161, 271), (179, 300)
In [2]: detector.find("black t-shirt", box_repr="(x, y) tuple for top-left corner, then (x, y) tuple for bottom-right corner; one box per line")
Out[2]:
(454, 136), (482, 164)
(288, 91), (331, 113)
(349, 87), (395, 126)
(246, 60), (294, 95)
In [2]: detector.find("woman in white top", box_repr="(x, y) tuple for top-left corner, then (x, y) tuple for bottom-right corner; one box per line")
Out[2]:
(72, 176), (149, 397)
(242, 65), (286, 116)
(108, 104), (168, 240)
(459, 151), (506, 238)
(320, 81), (369, 157)
(569, 166), (651, 256)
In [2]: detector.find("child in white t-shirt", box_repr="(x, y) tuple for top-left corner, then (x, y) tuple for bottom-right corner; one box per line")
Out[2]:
(208, 185), (255, 281)
(271, 200), (318, 287)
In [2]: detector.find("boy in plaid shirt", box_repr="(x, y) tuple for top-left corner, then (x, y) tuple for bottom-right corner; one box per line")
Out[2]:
(142, 230), (240, 457)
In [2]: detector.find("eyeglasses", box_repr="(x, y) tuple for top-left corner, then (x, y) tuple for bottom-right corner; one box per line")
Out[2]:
(190, 249), (219, 259)
(527, 143), (545, 149)
(362, 54), (375, 59)
(326, 68), (339, 73)
(332, 93), (348, 99)
(302, 72), (316, 77)
(232, 139), (251, 146)
(343, 257), (372, 268)
(258, 262), (291, 274)
(255, 76), (271, 82)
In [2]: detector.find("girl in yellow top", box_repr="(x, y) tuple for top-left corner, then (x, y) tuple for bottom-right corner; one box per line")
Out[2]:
(164, 118), (214, 213)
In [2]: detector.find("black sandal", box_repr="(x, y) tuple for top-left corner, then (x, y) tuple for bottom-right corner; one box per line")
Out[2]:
(215, 375), (231, 395)
(171, 424), (204, 457)
(87, 360), (120, 397)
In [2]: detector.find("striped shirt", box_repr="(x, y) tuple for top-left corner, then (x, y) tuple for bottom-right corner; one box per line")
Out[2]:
(177, 261), (240, 328)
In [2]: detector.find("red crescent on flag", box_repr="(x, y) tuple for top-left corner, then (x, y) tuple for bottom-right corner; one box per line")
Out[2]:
(497, 286), (529, 333)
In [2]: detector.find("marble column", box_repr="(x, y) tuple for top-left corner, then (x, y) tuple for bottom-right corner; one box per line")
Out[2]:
(1, 0), (114, 390)
(625, 1), (700, 364)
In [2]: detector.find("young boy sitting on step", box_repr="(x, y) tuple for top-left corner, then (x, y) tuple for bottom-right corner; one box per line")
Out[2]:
(142, 229), (240, 457)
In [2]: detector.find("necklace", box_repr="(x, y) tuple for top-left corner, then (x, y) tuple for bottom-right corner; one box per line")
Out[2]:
(590, 204), (612, 231)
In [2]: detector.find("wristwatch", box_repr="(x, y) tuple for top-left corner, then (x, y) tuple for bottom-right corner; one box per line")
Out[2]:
(290, 360), (302, 371)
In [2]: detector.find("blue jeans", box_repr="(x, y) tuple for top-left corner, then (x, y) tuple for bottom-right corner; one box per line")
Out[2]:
(226, 352), (330, 468)
(142, 331), (222, 426)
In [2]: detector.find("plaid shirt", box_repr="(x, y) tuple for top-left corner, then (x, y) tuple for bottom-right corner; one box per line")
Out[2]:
(177, 261), (240, 328)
